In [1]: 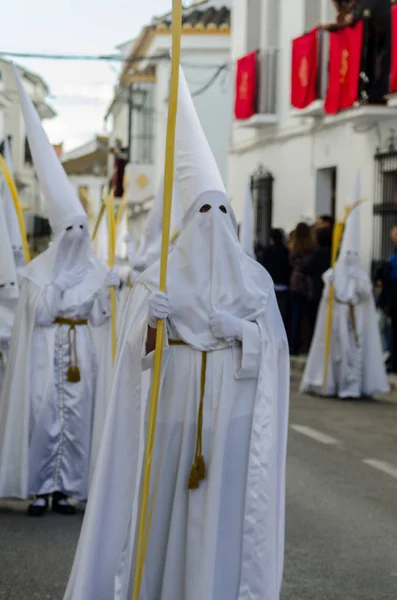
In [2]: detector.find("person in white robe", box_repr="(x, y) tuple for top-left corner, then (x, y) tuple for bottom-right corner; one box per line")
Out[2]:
(0, 138), (21, 384)
(130, 179), (183, 282)
(301, 198), (389, 398)
(1, 136), (26, 269)
(0, 66), (117, 517)
(0, 198), (18, 386)
(63, 68), (289, 600)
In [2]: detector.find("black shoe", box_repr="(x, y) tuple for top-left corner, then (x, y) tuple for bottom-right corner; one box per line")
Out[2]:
(52, 492), (77, 515)
(27, 496), (49, 517)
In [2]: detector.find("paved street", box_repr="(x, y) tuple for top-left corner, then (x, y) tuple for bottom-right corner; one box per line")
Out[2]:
(1, 379), (397, 599)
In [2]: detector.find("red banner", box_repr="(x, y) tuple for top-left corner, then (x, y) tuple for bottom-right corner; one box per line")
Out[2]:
(234, 52), (257, 120)
(291, 28), (318, 109)
(391, 4), (397, 92)
(324, 22), (363, 115)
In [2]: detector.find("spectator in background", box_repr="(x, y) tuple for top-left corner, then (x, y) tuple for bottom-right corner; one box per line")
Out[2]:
(261, 229), (291, 331)
(301, 226), (333, 343)
(316, 214), (335, 231)
(382, 225), (397, 372)
(289, 222), (314, 355)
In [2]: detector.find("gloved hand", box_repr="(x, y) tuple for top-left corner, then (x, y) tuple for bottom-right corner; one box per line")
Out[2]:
(133, 257), (146, 272)
(106, 267), (120, 287)
(13, 248), (25, 267)
(210, 310), (244, 341)
(148, 292), (170, 329)
(55, 265), (86, 293)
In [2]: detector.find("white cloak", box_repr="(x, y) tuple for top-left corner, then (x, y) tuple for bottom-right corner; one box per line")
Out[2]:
(301, 269), (389, 398)
(63, 281), (289, 600)
(0, 277), (111, 499)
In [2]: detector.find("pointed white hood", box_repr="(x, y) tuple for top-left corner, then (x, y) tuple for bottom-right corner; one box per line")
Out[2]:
(1, 137), (24, 264)
(140, 66), (271, 349)
(333, 173), (365, 303)
(240, 183), (255, 258)
(339, 172), (361, 260)
(175, 68), (226, 216)
(133, 178), (183, 273)
(14, 66), (107, 300)
(13, 65), (85, 235)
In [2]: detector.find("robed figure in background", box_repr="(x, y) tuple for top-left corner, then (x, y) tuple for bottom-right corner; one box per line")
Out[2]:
(301, 199), (389, 398)
(0, 67), (117, 516)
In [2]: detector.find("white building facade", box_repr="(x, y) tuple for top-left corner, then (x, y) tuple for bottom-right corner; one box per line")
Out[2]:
(229, 0), (397, 271)
(0, 59), (55, 215)
(106, 0), (233, 244)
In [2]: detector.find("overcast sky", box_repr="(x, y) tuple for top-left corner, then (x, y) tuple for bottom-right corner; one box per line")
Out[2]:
(1, 0), (171, 149)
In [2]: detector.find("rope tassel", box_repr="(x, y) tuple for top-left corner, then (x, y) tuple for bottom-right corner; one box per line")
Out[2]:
(54, 317), (88, 383)
(188, 351), (207, 490)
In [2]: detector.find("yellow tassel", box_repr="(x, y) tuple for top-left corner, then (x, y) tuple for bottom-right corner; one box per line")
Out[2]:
(67, 365), (81, 383)
(196, 455), (206, 480)
(188, 462), (200, 490)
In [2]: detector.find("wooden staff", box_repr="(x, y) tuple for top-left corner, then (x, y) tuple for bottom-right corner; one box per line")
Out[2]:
(131, 1), (183, 598)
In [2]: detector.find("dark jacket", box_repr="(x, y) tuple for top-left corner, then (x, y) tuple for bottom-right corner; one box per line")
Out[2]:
(301, 246), (332, 305)
(381, 251), (397, 311)
(260, 243), (291, 288)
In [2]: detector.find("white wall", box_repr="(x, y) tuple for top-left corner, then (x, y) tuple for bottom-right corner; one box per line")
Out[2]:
(151, 34), (232, 190)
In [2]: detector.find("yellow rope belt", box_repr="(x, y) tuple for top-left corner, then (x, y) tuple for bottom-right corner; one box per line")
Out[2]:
(169, 340), (207, 490)
(334, 300), (359, 348)
(54, 317), (88, 383)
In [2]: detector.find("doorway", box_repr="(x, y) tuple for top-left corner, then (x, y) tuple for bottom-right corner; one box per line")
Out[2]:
(315, 167), (337, 220)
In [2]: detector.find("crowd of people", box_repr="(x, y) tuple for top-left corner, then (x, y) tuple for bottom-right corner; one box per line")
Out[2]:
(255, 216), (334, 356)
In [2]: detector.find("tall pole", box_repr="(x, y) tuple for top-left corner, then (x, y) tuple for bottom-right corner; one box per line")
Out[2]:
(131, 1), (183, 598)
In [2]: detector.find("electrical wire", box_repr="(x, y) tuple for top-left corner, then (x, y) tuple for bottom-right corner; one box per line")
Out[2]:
(190, 64), (228, 97)
(0, 49), (231, 70)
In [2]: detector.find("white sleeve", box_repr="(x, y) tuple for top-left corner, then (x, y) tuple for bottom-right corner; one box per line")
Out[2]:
(233, 321), (262, 380)
(89, 286), (111, 327)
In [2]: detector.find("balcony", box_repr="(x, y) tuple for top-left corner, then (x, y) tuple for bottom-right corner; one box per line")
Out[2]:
(291, 12), (395, 126)
(234, 49), (279, 129)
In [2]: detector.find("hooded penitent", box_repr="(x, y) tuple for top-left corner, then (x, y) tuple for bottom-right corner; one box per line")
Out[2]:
(301, 172), (389, 398)
(63, 67), (289, 600)
(0, 66), (111, 501)
(1, 137), (25, 267)
(132, 178), (183, 278)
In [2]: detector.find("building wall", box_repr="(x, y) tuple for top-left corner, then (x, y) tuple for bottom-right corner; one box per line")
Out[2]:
(0, 60), (54, 215)
(228, 0), (396, 270)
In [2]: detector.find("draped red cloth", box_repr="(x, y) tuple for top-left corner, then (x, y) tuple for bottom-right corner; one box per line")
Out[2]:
(324, 22), (363, 115)
(234, 51), (257, 120)
(291, 28), (318, 109)
(391, 4), (397, 92)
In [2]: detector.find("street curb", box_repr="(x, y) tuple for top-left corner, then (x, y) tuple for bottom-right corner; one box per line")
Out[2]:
(290, 356), (397, 402)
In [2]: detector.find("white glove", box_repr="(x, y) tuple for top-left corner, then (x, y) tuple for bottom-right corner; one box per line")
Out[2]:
(106, 267), (120, 287)
(148, 292), (170, 329)
(133, 257), (146, 272)
(55, 266), (86, 293)
(13, 248), (25, 267)
(210, 310), (244, 341)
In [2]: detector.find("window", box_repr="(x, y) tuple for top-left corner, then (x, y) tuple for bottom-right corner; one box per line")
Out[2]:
(24, 137), (33, 165)
(246, 0), (262, 54)
(130, 83), (155, 165)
